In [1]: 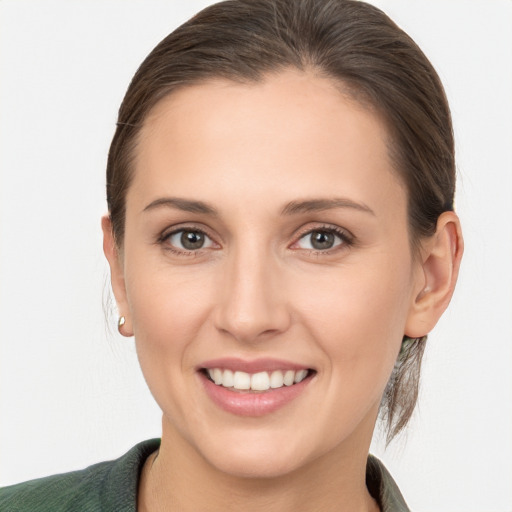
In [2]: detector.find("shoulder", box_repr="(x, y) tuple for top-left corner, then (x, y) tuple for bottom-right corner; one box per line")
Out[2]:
(366, 454), (410, 512)
(0, 439), (160, 512)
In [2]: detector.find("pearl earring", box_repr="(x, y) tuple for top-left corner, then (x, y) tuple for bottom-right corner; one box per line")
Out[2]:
(118, 316), (126, 334)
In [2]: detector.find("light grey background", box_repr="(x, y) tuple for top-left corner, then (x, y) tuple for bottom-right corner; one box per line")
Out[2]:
(1, 1), (511, 511)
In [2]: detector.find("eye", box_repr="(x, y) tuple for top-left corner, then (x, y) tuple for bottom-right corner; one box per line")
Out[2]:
(295, 228), (348, 251)
(166, 229), (215, 251)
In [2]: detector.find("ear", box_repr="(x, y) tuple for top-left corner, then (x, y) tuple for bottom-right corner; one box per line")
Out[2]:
(101, 215), (133, 337)
(405, 211), (464, 338)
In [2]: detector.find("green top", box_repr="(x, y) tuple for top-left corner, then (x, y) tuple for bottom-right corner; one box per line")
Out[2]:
(0, 439), (410, 511)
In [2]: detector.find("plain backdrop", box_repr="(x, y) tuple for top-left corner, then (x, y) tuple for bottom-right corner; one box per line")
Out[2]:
(1, 1), (511, 511)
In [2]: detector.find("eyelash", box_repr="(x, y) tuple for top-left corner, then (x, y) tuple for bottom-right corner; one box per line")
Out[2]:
(157, 224), (354, 256)
(158, 226), (216, 256)
(292, 225), (354, 254)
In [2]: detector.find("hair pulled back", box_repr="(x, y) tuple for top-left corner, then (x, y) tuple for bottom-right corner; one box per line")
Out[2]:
(106, 0), (456, 442)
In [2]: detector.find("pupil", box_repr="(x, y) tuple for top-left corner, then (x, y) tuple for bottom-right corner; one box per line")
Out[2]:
(181, 231), (204, 250)
(311, 231), (334, 250)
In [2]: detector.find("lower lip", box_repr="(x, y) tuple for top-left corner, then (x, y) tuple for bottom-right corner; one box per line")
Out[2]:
(200, 372), (313, 417)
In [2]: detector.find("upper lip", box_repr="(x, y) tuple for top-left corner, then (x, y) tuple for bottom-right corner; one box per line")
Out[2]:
(198, 357), (312, 374)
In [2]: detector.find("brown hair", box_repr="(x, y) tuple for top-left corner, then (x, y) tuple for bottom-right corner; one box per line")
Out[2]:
(106, 0), (455, 442)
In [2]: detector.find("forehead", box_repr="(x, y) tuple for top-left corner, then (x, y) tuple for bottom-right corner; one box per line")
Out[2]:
(129, 69), (405, 216)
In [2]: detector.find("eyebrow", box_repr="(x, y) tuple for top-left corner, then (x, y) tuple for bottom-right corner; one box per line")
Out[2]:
(281, 198), (375, 216)
(142, 196), (375, 217)
(143, 197), (218, 215)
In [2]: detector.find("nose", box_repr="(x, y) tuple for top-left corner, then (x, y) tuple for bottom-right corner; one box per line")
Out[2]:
(213, 246), (291, 344)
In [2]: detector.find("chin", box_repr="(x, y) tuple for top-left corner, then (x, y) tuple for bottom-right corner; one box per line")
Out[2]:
(207, 447), (307, 480)
(191, 426), (329, 480)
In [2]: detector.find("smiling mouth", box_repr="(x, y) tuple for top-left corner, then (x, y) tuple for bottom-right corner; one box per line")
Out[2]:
(201, 368), (315, 393)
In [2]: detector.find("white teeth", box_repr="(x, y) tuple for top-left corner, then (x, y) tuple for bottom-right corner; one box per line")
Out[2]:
(222, 369), (234, 388)
(206, 368), (309, 391)
(269, 370), (284, 388)
(294, 369), (308, 383)
(283, 370), (295, 386)
(213, 368), (223, 385)
(251, 372), (270, 391)
(233, 371), (251, 390)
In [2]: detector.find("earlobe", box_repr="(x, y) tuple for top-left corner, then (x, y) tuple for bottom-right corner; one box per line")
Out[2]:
(101, 215), (134, 337)
(405, 211), (464, 338)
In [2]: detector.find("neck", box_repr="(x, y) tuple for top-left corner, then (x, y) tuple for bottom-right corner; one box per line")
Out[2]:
(138, 418), (380, 512)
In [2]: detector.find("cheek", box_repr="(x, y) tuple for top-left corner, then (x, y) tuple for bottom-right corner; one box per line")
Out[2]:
(124, 258), (216, 385)
(294, 258), (413, 405)
(298, 257), (411, 341)
(124, 264), (218, 433)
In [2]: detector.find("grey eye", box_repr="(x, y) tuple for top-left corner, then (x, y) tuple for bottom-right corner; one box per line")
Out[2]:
(297, 230), (342, 250)
(181, 231), (204, 250)
(310, 231), (335, 250)
(168, 230), (213, 251)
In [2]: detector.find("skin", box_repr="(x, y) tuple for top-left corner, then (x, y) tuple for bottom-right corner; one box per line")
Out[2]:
(103, 69), (463, 512)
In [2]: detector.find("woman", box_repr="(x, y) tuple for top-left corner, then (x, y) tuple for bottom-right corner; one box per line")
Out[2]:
(0, 0), (463, 510)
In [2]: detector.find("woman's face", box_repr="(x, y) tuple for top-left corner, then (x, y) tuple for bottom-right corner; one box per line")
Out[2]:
(113, 70), (426, 477)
